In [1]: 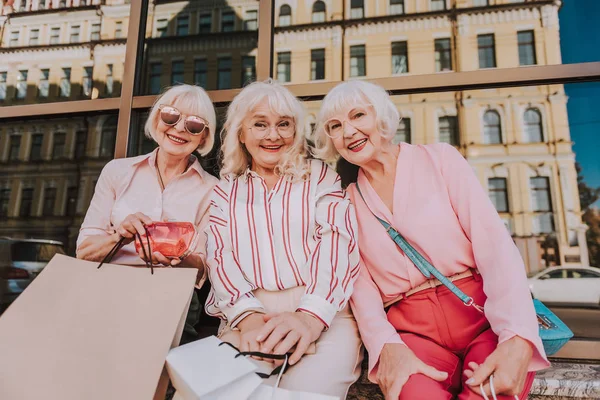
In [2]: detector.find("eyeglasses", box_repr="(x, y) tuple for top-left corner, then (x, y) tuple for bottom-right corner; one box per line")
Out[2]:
(323, 106), (373, 138)
(247, 120), (295, 139)
(158, 105), (209, 136)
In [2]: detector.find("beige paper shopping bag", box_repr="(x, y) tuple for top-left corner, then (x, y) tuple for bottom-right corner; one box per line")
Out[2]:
(0, 254), (197, 400)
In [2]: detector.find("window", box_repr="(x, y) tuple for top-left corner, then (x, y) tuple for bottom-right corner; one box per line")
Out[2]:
(60, 68), (71, 98)
(149, 63), (162, 94)
(483, 110), (502, 144)
(70, 25), (81, 43)
(312, 1), (326, 23)
(488, 178), (509, 212)
(100, 129), (116, 158)
(75, 131), (87, 159)
(542, 269), (565, 280)
(431, 0), (446, 11)
(390, 0), (404, 15)
(9, 136), (21, 161)
(531, 176), (554, 234)
(105, 64), (114, 96)
(194, 59), (207, 88)
(199, 13), (211, 33)
(473, 0), (488, 5)
(245, 10), (258, 31)
(66, 186), (78, 217)
(277, 52), (291, 83)
(29, 29), (40, 46)
(311, 49), (325, 80)
(43, 187), (57, 216)
(241, 56), (256, 86)
(16, 70), (28, 100)
(0, 189), (10, 218)
(52, 132), (66, 159)
(217, 57), (232, 89)
(115, 21), (123, 39)
(10, 31), (19, 47)
(478, 34), (497, 69)
(19, 188), (34, 218)
(524, 108), (543, 142)
(518, 31), (537, 66)
(394, 118), (411, 144)
(435, 38), (452, 72)
(350, 0), (364, 19)
(171, 60), (184, 84)
(37, 69), (49, 98)
(0, 72), (6, 101)
(176, 15), (189, 36)
(82, 66), (93, 97)
(50, 27), (60, 44)
(59, 0), (66, 7)
(438, 116), (458, 145)
(279, 5), (292, 26)
(350, 45), (366, 77)
(221, 11), (235, 32)
(392, 41), (408, 74)
(156, 18), (168, 37)
(30, 134), (43, 161)
(91, 23), (101, 41)
(569, 269), (600, 279)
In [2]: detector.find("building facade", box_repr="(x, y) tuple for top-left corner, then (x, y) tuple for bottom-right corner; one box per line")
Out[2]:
(0, 0), (588, 272)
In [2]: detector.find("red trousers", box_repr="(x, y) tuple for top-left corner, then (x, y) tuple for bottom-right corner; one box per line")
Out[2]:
(386, 274), (535, 400)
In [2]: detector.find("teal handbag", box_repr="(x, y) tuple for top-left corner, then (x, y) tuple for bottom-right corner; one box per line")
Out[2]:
(355, 184), (573, 356)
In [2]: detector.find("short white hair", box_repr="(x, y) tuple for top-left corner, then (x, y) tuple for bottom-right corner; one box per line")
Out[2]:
(313, 80), (400, 163)
(144, 84), (216, 156)
(220, 79), (310, 180)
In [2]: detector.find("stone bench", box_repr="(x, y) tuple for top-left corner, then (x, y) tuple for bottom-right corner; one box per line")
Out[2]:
(347, 358), (600, 400)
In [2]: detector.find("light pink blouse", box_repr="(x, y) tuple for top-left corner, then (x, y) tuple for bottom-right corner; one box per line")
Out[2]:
(348, 143), (549, 382)
(77, 148), (218, 269)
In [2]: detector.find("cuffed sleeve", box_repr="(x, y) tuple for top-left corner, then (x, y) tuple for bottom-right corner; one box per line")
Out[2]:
(441, 144), (549, 370)
(302, 162), (361, 328)
(350, 260), (404, 383)
(204, 179), (266, 323)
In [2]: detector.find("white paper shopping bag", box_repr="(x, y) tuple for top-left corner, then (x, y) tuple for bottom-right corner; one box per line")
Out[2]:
(249, 384), (340, 400)
(166, 335), (263, 400)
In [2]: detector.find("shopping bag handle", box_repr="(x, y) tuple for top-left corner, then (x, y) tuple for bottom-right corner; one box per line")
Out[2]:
(97, 228), (155, 274)
(218, 342), (290, 380)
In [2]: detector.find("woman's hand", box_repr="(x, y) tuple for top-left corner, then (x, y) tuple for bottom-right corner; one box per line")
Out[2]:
(378, 343), (448, 400)
(464, 336), (533, 397)
(116, 213), (153, 244)
(237, 313), (267, 355)
(136, 249), (182, 267)
(256, 311), (325, 366)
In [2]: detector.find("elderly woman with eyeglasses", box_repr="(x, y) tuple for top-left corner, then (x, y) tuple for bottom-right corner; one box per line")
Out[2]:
(204, 80), (362, 397)
(313, 81), (549, 400)
(77, 84), (218, 342)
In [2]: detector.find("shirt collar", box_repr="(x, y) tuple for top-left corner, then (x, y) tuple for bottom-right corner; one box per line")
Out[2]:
(132, 147), (206, 182)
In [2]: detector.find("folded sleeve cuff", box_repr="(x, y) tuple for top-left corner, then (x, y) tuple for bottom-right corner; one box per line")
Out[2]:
(498, 329), (550, 371)
(296, 294), (338, 329)
(366, 331), (405, 383)
(222, 295), (265, 327)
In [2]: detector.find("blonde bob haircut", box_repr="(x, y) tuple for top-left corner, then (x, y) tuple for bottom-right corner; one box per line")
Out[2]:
(144, 84), (217, 156)
(313, 80), (400, 163)
(220, 79), (310, 180)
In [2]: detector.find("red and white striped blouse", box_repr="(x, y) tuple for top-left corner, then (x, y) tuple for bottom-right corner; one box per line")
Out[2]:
(205, 159), (361, 328)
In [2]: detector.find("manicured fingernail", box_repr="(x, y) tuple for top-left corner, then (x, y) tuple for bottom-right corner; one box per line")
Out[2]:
(466, 378), (474, 385)
(256, 335), (263, 341)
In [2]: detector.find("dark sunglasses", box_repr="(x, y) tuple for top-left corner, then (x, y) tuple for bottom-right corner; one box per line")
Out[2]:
(158, 105), (209, 135)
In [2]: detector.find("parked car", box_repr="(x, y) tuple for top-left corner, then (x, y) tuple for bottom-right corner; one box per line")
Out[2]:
(0, 238), (66, 310)
(528, 265), (600, 307)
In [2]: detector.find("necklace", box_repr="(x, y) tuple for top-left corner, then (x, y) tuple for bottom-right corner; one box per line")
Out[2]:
(157, 164), (166, 191)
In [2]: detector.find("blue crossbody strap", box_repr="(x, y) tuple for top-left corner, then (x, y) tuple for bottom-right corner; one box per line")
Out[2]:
(355, 183), (483, 312)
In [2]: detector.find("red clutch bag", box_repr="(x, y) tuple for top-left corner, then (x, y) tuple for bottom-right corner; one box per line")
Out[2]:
(134, 222), (198, 260)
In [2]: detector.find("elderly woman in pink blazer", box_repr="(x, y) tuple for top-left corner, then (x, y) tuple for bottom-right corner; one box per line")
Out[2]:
(313, 80), (548, 400)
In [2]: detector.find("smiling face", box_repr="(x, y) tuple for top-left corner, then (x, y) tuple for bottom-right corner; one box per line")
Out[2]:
(154, 102), (207, 158)
(326, 104), (388, 167)
(240, 100), (295, 174)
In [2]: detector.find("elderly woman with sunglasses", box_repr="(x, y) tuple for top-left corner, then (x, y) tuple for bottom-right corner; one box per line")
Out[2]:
(77, 84), (218, 339)
(313, 81), (549, 400)
(204, 80), (362, 397)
